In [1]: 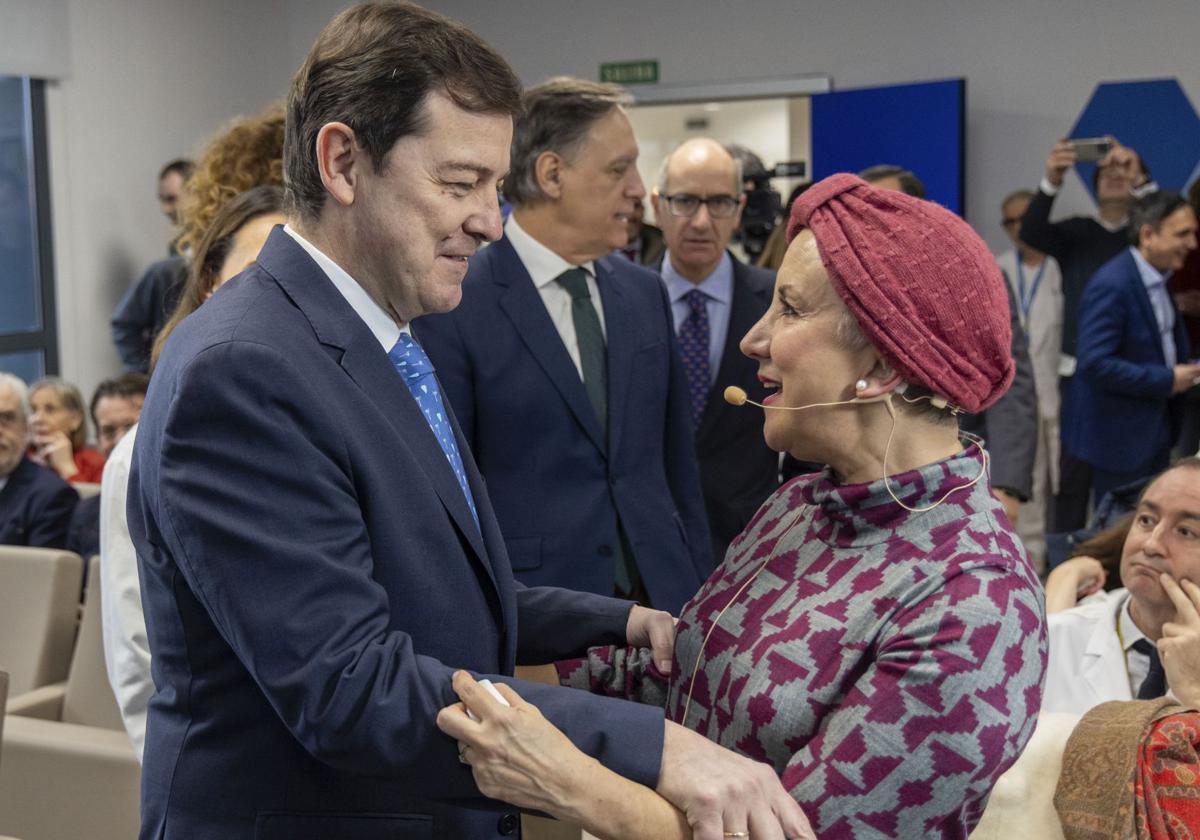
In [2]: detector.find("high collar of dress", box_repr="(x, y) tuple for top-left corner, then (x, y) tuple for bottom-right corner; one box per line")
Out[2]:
(795, 444), (988, 548)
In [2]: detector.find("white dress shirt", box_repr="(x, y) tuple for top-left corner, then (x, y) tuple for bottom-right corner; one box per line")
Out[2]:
(504, 214), (605, 379)
(1129, 246), (1178, 368)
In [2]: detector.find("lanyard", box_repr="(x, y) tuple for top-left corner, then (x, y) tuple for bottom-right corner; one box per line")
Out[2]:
(1014, 255), (1046, 329)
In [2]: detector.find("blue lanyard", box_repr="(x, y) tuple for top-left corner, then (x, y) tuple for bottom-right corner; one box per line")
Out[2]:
(1014, 255), (1046, 328)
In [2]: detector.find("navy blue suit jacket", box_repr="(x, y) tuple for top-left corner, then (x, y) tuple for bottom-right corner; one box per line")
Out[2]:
(128, 228), (664, 840)
(0, 456), (78, 549)
(415, 235), (712, 613)
(655, 255), (779, 563)
(1066, 249), (1189, 472)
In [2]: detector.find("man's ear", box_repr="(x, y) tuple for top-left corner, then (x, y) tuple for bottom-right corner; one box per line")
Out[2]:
(533, 150), (565, 201)
(315, 122), (361, 209)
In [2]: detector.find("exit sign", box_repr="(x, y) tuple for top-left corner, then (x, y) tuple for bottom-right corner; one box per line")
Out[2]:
(600, 60), (659, 85)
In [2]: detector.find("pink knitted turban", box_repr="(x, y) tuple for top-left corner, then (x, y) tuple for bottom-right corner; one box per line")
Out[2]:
(787, 173), (1014, 413)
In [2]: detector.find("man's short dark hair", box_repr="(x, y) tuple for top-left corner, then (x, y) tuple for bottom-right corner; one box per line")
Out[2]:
(504, 77), (630, 208)
(859, 164), (926, 199)
(1129, 189), (1187, 246)
(284, 2), (522, 222)
(90, 373), (149, 426)
(159, 159), (194, 182)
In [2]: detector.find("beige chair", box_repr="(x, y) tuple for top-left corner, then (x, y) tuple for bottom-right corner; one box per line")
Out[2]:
(72, 482), (101, 499)
(0, 557), (140, 840)
(0, 669), (20, 840)
(0, 546), (82, 696)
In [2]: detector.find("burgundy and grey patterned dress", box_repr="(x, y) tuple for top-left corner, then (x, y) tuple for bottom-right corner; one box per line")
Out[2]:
(558, 445), (1048, 838)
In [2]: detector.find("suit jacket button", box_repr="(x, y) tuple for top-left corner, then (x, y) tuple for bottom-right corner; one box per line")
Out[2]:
(597, 544), (614, 557)
(497, 813), (519, 835)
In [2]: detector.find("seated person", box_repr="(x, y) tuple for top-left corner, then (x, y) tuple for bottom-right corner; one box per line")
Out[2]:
(1041, 458), (1200, 714)
(66, 373), (148, 559)
(438, 174), (1047, 839)
(1043, 513), (1132, 613)
(0, 372), (78, 548)
(27, 376), (105, 483)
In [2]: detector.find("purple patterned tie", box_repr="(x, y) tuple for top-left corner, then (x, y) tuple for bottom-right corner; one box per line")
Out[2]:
(679, 289), (711, 427)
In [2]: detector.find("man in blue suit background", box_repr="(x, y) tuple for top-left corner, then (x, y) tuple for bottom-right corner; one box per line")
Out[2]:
(128, 5), (802, 839)
(1068, 190), (1200, 505)
(417, 78), (712, 613)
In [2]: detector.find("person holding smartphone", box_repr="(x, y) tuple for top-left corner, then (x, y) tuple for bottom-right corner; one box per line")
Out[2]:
(1019, 137), (1154, 532)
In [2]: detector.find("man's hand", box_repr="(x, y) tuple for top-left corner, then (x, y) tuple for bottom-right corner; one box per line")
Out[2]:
(1158, 575), (1200, 708)
(1045, 139), (1077, 188)
(1171, 362), (1200, 394)
(627, 605), (676, 674)
(993, 488), (1021, 527)
(657, 720), (815, 840)
(1097, 139), (1142, 185)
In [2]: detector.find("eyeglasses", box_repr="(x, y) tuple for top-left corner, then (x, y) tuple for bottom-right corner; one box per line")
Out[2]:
(662, 193), (740, 219)
(0, 410), (24, 428)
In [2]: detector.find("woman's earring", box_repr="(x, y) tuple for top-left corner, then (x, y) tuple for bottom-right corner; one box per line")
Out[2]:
(854, 379), (868, 392)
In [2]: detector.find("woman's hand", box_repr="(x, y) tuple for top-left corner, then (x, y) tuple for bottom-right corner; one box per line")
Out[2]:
(1044, 556), (1106, 613)
(30, 429), (77, 479)
(1158, 575), (1200, 709)
(436, 671), (597, 817)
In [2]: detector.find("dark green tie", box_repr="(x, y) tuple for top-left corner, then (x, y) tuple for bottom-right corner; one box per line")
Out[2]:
(556, 268), (607, 436)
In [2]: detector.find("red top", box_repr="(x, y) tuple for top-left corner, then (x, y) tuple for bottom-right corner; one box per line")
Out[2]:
(70, 448), (105, 483)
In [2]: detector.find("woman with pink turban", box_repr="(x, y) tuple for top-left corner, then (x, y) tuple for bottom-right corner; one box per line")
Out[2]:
(438, 174), (1048, 839)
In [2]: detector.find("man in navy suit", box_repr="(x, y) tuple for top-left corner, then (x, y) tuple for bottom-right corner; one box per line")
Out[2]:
(1068, 190), (1200, 505)
(649, 138), (779, 562)
(0, 373), (77, 549)
(128, 6), (803, 839)
(417, 78), (712, 613)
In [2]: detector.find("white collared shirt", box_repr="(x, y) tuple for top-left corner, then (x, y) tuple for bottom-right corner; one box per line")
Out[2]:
(1117, 593), (1152, 696)
(504, 214), (605, 379)
(283, 225), (407, 351)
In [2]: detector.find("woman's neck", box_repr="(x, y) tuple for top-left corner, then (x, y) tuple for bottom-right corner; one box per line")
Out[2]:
(823, 406), (962, 485)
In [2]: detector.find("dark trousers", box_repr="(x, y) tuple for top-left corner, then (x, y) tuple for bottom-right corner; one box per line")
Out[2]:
(1091, 448), (1170, 509)
(1051, 375), (1093, 531)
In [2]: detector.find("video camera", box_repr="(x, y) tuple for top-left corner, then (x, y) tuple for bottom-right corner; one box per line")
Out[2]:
(738, 161), (807, 261)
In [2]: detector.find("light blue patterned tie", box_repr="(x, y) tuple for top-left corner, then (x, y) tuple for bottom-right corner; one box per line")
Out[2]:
(388, 332), (478, 527)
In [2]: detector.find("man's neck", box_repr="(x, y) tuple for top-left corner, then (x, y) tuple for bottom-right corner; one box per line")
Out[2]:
(1129, 596), (1167, 642)
(1136, 245), (1169, 275)
(668, 253), (722, 285)
(1098, 197), (1132, 226)
(288, 217), (407, 327)
(1018, 248), (1045, 268)
(512, 206), (600, 266)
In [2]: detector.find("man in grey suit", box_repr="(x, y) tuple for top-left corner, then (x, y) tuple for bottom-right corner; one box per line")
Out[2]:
(651, 138), (780, 561)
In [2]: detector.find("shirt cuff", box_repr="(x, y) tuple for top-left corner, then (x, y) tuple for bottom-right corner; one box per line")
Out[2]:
(1039, 177), (1059, 197)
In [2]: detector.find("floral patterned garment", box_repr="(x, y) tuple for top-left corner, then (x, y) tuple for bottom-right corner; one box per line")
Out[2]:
(558, 445), (1048, 838)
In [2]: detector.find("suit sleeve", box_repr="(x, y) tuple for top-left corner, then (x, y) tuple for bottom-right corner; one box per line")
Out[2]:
(153, 341), (662, 795)
(1075, 277), (1175, 399)
(1017, 188), (1070, 261)
(655, 281), (714, 579)
(514, 584), (634, 664)
(111, 268), (157, 373)
(27, 480), (78, 549)
(972, 281), (1037, 499)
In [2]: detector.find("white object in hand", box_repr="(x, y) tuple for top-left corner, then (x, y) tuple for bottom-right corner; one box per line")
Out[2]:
(466, 678), (511, 721)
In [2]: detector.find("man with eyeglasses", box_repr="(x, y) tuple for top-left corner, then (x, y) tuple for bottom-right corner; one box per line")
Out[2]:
(996, 189), (1064, 571)
(0, 371), (78, 548)
(417, 78), (712, 613)
(650, 138), (779, 561)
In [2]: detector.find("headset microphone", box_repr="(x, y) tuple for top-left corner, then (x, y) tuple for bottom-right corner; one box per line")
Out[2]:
(722, 385), (889, 410)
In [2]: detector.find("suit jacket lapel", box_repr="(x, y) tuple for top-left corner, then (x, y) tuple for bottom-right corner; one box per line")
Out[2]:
(257, 229), (493, 580)
(492, 238), (607, 454)
(697, 259), (766, 445)
(596, 258), (633, 459)
(1127, 252), (1169, 364)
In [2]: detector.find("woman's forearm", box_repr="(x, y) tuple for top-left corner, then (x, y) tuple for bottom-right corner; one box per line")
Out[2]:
(559, 755), (690, 840)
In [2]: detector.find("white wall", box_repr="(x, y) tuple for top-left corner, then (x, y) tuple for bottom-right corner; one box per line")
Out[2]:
(9, 0), (293, 404)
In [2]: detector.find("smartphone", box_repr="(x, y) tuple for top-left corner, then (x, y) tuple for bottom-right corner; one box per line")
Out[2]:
(1070, 137), (1113, 163)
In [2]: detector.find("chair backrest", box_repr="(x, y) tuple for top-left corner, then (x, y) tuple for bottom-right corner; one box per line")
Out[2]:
(61, 557), (124, 729)
(73, 482), (101, 499)
(0, 546), (83, 696)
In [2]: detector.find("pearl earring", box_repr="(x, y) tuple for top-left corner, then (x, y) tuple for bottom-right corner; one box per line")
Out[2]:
(855, 379), (868, 392)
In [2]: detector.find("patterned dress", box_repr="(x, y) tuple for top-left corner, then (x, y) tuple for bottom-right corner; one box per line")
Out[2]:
(558, 446), (1048, 838)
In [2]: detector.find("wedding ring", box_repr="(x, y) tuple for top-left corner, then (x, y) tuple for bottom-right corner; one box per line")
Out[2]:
(723, 833), (749, 838)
